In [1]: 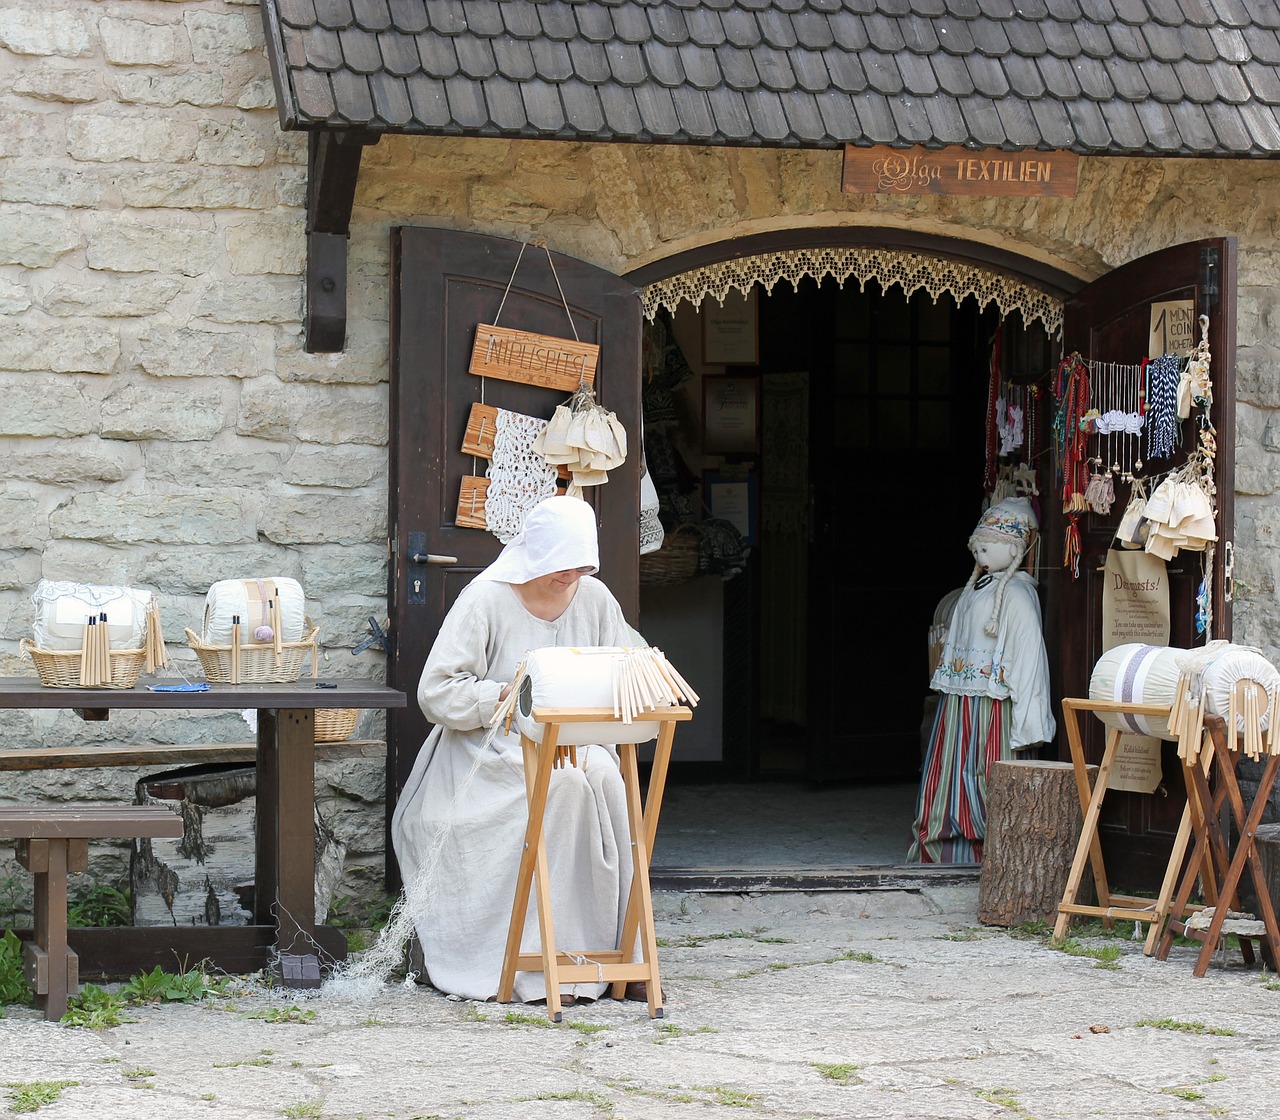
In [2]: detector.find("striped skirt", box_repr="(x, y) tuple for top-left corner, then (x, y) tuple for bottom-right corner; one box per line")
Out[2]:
(907, 693), (1009, 865)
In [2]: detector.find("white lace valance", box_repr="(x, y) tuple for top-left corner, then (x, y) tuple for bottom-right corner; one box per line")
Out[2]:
(641, 246), (1064, 337)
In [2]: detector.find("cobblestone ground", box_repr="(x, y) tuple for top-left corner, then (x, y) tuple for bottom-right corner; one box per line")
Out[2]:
(2, 885), (1278, 1119)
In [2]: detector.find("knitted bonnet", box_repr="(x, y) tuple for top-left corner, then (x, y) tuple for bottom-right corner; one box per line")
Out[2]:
(965, 496), (1038, 638)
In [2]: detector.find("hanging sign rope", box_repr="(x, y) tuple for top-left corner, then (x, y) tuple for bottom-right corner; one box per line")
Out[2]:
(468, 241), (600, 392)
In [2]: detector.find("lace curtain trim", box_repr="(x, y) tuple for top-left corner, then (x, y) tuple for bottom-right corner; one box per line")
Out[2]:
(641, 246), (1064, 336)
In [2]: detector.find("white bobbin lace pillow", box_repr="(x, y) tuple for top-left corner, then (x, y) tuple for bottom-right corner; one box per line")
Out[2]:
(485, 408), (560, 544)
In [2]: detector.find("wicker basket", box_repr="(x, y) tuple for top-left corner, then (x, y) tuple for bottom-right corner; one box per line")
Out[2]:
(315, 708), (360, 743)
(639, 524), (701, 587)
(184, 626), (320, 684)
(20, 637), (147, 689)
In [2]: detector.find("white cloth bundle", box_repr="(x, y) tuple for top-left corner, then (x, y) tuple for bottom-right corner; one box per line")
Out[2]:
(1089, 643), (1184, 739)
(31, 580), (154, 651)
(1176, 642), (1280, 736)
(202, 578), (306, 645)
(1090, 642), (1280, 741)
(507, 645), (698, 747)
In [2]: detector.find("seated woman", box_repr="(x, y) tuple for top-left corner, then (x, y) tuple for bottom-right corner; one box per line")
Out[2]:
(391, 495), (638, 1004)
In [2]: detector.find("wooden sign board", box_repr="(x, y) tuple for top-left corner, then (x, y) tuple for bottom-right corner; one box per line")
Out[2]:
(456, 475), (489, 530)
(460, 403), (570, 480)
(469, 324), (598, 392)
(843, 145), (1079, 198)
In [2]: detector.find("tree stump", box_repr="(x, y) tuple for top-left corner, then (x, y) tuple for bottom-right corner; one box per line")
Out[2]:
(1253, 823), (1280, 920)
(979, 759), (1097, 927)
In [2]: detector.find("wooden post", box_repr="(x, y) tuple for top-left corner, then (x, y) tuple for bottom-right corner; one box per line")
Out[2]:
(979, 759), (1096, 927)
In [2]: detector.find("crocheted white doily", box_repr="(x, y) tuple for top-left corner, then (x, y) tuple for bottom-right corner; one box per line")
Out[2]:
(485, 408), (559, 544)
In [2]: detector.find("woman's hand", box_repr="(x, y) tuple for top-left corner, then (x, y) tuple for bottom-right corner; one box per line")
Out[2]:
(498, 682), (512, 703)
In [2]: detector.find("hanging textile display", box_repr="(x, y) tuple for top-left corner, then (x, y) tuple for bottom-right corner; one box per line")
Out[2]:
(532, 383), (628, 492)
(1053, 353), (1090, 579)
(455, 239), (630, 536)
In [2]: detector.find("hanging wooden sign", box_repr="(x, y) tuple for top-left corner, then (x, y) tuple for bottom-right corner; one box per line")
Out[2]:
(456, 476), (490, 530)
(461, 402), (500, 459)
(460, 403), (570, 481)
(842, 145), (1079, 198)
(468, 325), (598, 392)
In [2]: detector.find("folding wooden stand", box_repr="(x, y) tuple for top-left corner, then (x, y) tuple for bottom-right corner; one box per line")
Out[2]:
(1054, 698), (1213, 954)
(497, 705), (691, 1022)
(1155, 714), (1280, 975)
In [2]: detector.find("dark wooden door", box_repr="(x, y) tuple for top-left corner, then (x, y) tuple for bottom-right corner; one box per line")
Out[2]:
(1049, 238), (1236, 887)
(386, 228), (642, 854)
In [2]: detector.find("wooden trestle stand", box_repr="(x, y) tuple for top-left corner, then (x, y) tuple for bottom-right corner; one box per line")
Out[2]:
(1155, 712), (1280, 975)
(497, 705), (692, 1022)
(1057, 697), (1280, 971)
(1055, 697), (1213, 954)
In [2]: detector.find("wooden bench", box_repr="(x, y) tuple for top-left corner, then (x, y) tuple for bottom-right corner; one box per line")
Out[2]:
(0, 805), (184, 1020)
(0, 739), (385, 771)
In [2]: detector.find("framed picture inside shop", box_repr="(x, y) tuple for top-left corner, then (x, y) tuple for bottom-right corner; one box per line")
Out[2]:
(702, 375), (759, 454)
(703, 467), (757, 547)
(701, 288), (759, 365)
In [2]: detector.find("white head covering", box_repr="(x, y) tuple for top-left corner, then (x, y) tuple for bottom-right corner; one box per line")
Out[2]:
(964, 496), (1039, 639)
(473, 495), (600, 584)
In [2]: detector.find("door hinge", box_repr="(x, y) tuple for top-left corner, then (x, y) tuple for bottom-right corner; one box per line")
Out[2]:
(1199, 246), (1220, 314)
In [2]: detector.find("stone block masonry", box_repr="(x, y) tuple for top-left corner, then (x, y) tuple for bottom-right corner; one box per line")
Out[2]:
(3, 2), (1280, 917)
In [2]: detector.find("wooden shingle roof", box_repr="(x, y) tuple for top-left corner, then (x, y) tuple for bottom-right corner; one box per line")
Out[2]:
(259, 0), (1280, 155)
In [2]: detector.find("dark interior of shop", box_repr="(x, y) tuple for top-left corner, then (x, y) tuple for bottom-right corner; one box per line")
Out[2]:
(653, 278), (1053, 874)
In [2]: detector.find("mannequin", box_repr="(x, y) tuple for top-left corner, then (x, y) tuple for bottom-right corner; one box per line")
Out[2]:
(907, 496), (1055, 864)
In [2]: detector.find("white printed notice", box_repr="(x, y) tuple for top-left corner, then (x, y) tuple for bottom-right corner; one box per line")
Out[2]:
(1102, 549), (1170, 652)
(1108, 732), (1163, 794)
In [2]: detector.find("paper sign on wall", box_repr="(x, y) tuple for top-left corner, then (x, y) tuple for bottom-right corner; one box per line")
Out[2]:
(1108, 733), (1163, 794)
(1103, 549), (1170, 652)
(1148, 300), (1196, 358)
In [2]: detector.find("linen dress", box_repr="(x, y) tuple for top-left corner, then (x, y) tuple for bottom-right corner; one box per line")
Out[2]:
(907, 570), (1055, 864)
(390, 576), (636, 1002)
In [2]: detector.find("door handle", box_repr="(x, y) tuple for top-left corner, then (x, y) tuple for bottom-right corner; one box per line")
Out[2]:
(411, 553), (458, 565)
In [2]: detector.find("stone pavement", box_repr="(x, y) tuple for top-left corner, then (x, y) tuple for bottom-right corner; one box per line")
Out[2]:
(3, 884), (1279, 1119)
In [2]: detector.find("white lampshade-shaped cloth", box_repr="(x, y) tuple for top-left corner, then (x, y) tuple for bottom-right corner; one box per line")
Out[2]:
(502, 645), (698, 747)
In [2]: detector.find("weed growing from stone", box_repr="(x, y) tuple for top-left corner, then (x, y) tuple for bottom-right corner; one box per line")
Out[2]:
(502, 1009), (553, 1027)
(119, 963), (233, 1004)
(1054, 938), (1123, 969)
(212, 1057), (272, 1068)
(461, 1003), (488, 1022)
(653, 1022), (716, 1043)
(812, 1062), (863, 1084)
(1164, 1086), (1205, 1101)
(249, 1005), (317, 1024)
(280, 1101), (323, 1118)
(976, 1086), (1030, 1113)
(0, 929), (33, 1011)
(62, 984), (128, 1029)
(1136, 1017), (1237, 1036)
(692, 1084), (761, 1108)
(519, 1088), (614, 1113)
(4, 1081), (79, 1113)
(565, 1020), (610, 1036)
(661, 927), (793, 948)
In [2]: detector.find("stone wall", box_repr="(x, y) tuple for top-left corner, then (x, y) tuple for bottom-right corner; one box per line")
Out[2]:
(3, 2), (1280, 909)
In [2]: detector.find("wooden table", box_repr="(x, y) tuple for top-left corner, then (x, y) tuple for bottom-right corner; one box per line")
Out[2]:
(0, 679), (405, 986)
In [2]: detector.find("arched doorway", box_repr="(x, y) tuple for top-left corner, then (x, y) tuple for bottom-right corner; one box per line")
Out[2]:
(625, 231), (1077, 877)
